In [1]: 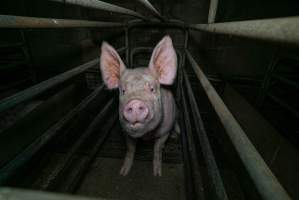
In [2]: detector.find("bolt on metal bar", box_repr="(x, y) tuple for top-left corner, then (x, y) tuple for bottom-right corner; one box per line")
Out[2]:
(136, 0), (164, 21)
(185, 49), (291, 200)
(0, 85), (104, 184)
(0, 15), (125, 28)
(183, 69), (229, 200)
(42, 98), (114, 190)
(190, 16), (299, 46)
(208, 0), (218, 23)
(49, 0), (146, 20)
(0, 58), (99, 113)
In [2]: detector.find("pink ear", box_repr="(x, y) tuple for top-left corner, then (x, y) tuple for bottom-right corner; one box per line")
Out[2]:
(100, 42), (126, 89)
(149, 35), (177, 85)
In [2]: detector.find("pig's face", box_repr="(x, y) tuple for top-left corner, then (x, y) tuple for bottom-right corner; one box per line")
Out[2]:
(100, 36), (177, 138)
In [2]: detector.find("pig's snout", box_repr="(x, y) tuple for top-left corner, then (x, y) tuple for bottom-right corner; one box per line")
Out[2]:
(123, 100), (149, 124)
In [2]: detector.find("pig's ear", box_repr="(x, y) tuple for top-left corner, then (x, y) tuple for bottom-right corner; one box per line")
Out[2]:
(149, 35), (177, 85)
(100, 41), (126, 89)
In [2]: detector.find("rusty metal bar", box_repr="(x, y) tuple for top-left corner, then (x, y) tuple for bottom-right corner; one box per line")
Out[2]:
(136, 0), (164, 21)
(185, 49), (291, 200)
(208, 0), (218, 23)
(190, 16), (299, 45)
(49, 0), (146, 19)
(0, 15), (125, 28)
(0, 58), (99, 113)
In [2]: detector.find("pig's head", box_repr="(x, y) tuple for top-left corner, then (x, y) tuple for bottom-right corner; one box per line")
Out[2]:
(100, 36), (177, 138)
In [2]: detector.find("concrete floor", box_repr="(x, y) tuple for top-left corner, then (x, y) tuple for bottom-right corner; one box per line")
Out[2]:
(76, 157), (185, 200)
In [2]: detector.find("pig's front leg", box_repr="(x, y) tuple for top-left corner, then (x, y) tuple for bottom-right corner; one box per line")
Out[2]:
(120, 135), (136, 176)
(153, 133), (170, 176)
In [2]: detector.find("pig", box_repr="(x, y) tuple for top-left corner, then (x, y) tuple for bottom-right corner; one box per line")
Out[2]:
(100, 35), (177, 176)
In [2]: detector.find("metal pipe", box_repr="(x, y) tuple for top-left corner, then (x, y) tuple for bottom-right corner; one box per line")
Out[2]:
(0, 15), (125, 28)
(42, 98), (115, 190)
(136, 0), (164, 21)
(0, 85), (104, 184)
(128, 19), (186, 30)
(208, 0), (218, 23)
(273, 75), (299, 90)
(62, 113), (118, 192)
(185, 50), (291, 200)
(183, 69), (228, 200)
(49, 0), (146, 20)
(180, 87), (206, 200)
(0, 58), (99, 113)
(190, 16), (299, 45)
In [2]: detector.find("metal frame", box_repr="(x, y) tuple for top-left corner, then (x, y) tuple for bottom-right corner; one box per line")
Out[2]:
(136, 0), (164, 21)
(208, 0), (218, 23)
(185, 49), (291, 200)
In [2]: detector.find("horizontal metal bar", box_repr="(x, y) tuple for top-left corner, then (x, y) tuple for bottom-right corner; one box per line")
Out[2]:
(0, 187), (111, 200)
(268, 93), (299, 119)
(0, 85), (104, 184)
(0, 61), (27, 70)
(183, 69), (228, 200)
(43, 98), (114, 190)
(136, 0), (164, 21)
(185, 49), (291, 200)
(0, 58), (99, 113)
(0, 15), (125, 28)
(273, 75), (299, 90)
(190, 16), (299, 45)
(0, 42), (24, 49)
(128, 19), (186, 30)
(49, 0), (146, 20)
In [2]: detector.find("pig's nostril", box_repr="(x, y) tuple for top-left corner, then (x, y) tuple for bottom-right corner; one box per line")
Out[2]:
(139, 106), (144, 111)
(127, 107), (133, 113)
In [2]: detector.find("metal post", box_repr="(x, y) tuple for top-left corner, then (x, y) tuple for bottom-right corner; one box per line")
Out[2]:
(136, 0), (164, 21)
(185, 50), (291, 200)
(0, 58), (99, 113)
(49, 0), (146, 20)
(208, 0), (218, 23)
(190, 16), (299, 45)
(0, 15), (125, 28)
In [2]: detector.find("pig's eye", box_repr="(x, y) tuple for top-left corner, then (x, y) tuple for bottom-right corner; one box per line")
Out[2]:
(120, 88), (126, 95)
(150, 86), (155, 93)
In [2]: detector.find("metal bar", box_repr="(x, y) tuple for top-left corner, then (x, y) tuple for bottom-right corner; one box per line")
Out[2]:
(136, 0), (164, 21)
(180, 87), (206, 200)
(190, 16), (299, 45)
(125, 28), (129, 66)
(0, 187), (111, 200)
(208, 0), (218, 23)
(185, 50), (291, 200)
(273, 75), (299, 90)
(42, 98), (114, 190)
(128, 19), (186, 30)
(62, 113), (118, 192)
(0, 42), (24, 49)
(183, 69), (229, 200)
(268, 93), (299, 119)
(0, 15), (125, 28)
(49, 0), (146, 20)
(0, 58), (99, 113)
(0, 85), (104, 184)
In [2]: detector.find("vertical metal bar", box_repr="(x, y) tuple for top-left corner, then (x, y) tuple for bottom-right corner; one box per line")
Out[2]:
(208, 0), (218, 23)
(183, 69), (229, 200)
(136, 0), (165, 21)
(49, 0), (147, 19)
(125, 28), (130, 66)
(185, 50), (291, 200)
